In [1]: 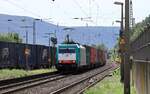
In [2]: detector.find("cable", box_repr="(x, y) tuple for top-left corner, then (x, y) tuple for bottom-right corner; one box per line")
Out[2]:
(89, 0), (92, 18)
(92, 0), (101, 8)
(4, 0), (42, 18)
(91, 0), (101, 26)
(72, 0), (89, 17)
(95, 5), (99, 26)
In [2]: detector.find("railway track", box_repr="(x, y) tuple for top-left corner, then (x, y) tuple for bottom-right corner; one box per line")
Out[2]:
(77, 65), (119, 94)
(0, 64), (118, 94)
(0, 71), (67, 94)
(0, 71), (58, 86)
(50, 64), (118, 94)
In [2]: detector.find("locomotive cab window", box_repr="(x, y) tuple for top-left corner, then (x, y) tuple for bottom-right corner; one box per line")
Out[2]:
(59, 48), (75, 53)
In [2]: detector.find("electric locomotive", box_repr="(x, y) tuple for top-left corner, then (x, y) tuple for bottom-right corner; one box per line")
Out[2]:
(55, 43), (107, 71)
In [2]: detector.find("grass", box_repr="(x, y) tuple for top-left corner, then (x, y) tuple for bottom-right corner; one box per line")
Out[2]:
(84, 69), (136, 94)
(0, 68), (56, 80)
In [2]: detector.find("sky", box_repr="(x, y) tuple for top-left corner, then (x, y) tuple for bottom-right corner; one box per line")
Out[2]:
(0, 0), (150, 26)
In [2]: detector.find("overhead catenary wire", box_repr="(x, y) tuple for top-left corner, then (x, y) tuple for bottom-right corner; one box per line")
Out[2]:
(91, 0), (100, 26)
(96, 4), (99, 26)
(4, 0), (42, 18)
(89, 0), (92, 18)
(72, 0), (89, 17)
(92, 0), (101, 8)
(71, 0), (102, 26)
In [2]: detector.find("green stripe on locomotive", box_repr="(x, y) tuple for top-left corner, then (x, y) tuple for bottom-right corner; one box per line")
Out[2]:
(76, 46), (80, 65)
(56, 47), (59, 64)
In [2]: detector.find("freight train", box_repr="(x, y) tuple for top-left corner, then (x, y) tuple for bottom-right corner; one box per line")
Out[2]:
(55, 43), (107, 71)
(0, 41), (107, 71)
(0, 41), (56, 69)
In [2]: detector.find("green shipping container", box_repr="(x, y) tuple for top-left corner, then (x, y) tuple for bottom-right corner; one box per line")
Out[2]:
(84, 45), (91, 65)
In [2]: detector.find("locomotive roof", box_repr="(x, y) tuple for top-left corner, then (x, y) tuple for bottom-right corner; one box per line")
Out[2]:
(58, 43), (80, 48)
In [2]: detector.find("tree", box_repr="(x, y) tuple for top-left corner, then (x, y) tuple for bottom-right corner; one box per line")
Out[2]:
(131, 15), (150, 41)
(96, 43), (107, 50)
(0, 32), (22, 43)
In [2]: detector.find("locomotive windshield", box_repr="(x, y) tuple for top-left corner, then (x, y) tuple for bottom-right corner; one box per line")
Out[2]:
(59, 48), (75, 53)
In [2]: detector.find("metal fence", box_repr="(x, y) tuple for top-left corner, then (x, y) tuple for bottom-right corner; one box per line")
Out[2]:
(130, 30), (150, 94)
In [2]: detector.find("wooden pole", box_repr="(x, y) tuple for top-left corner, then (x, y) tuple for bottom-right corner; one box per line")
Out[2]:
(124, 0), (130, 94)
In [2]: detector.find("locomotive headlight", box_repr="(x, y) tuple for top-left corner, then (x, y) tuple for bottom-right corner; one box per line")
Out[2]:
(73, 60), (75, 63)
(59, 61), (62, 63)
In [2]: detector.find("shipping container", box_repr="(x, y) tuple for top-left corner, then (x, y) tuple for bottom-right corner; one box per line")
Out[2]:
(79, 45), (86, 66)
(0, 41), (57, 69)
(90, 47), (97, 64)
(8, 42), (18, 68)
(90, 47), (94, 64)
(95, 49), (98, 63)
(0, 42), (17, 68)
(36, 45), (49, 68)
(84, 45), (91, 65)
(17, 43), (37, 69)
(97, 49), (100, 63)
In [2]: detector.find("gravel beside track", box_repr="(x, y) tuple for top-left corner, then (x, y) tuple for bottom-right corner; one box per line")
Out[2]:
(0, 71), (59, 86)
(0, 71), (66, 94)
(9, 63), (117, 94)
(50, 64), (116, 94)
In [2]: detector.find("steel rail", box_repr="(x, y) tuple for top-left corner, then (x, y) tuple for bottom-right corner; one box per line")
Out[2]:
(77, 66), (119, 94)
(0, 73), (61, 90)
(0, 71), (58, 86)
(0, 73), (67, 94)
(50, 65), (113, 94)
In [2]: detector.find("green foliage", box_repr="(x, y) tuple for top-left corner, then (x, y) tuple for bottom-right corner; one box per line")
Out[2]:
(85, 68), (136, 94)
(0, 68), (56, 80)
(96, 43), (107, 50)
(109, 37), (120, 62)
(0, 32), (22, 43)
(109, 46), (119, 62)
(131, 15), (150, 41)
(85, 73), (123, 94)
